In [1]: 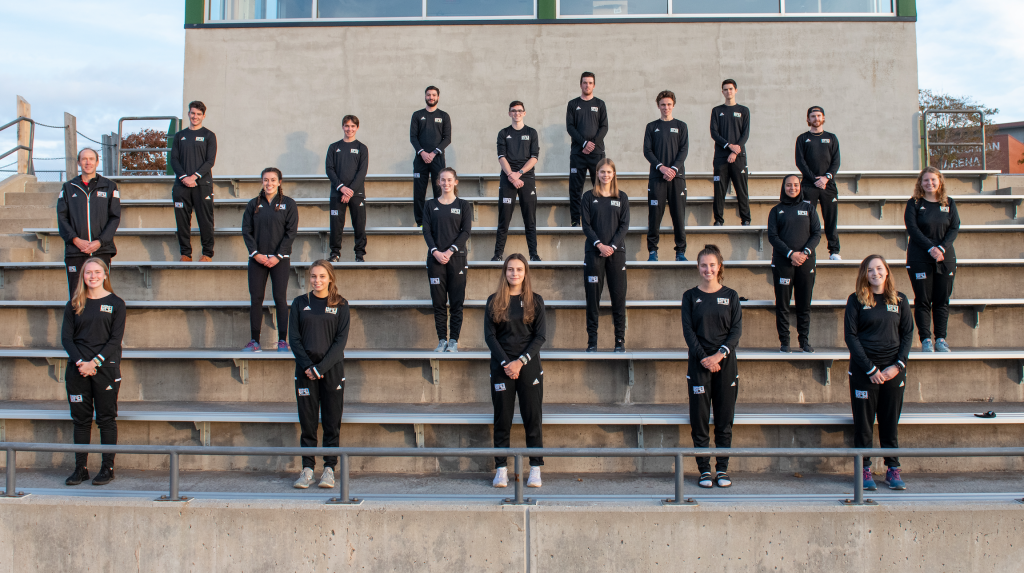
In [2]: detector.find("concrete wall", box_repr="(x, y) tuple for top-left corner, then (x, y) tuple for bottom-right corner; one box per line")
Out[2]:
(181, 21), (920, 177)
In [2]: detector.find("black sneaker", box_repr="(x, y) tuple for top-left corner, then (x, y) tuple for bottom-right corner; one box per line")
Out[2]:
(800, 342), (815, 353)
(65, 466), (89, 486)
(780, 345), (792, 353)
(354, 255), (365, 263)
(614, 340), (625, 353)
(570, 220), (581, 227)
(713, 221), (724, 227)
(586, 344), (598, 353)
(741, 221), (751, 226)
(530, 254), (542, 262)
(491, 255), (503, 262)
(329, 255), (341, 263)
(92, 466), (115, 486)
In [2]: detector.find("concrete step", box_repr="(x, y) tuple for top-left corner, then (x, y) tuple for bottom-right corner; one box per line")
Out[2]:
(4, 191), (59, 206)
(1, 260), (1021, 301)
(22, 182), (62, 194)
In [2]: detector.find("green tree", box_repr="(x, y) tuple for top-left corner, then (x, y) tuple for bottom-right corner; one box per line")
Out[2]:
(919, 89), (998, 170)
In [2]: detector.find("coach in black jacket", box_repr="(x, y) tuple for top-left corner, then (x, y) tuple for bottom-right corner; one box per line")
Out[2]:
(56, 148), (121, 296)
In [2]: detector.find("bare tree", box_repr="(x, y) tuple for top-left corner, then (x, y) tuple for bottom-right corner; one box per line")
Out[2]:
(120, 128), (169, 175)
(919, 89), (999, 170)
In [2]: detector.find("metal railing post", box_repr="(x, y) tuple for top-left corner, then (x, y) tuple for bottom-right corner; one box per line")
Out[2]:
(853, 454), (863, 505)
(4, 448), (14, 497)
(663, 453), (696, 505)
(514, 454), (524, 504)
(157, 451), (188, 502)
(327, 452), (361, 504)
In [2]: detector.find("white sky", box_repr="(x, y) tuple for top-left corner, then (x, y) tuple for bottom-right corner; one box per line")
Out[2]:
(1, 0), (1021, 175)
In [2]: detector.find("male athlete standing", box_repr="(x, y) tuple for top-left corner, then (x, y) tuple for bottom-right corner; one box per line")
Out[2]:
(410, 86), (452, 226)
(643, 90), (689, 261)
(493, 101), (541, 262)
(566, 72), (608, 227)
(709, 80), (750, 226)
(170, 101), (217, 261)
(795, 106), (842, 260)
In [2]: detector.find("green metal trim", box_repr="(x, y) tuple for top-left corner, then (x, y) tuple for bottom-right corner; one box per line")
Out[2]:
(897, 0), (916, 18)
(538, 0), (556, 20)
(185, 0), (205, 25)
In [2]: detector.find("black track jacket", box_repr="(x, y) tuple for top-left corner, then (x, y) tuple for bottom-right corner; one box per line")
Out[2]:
(57, 175), (121, 257)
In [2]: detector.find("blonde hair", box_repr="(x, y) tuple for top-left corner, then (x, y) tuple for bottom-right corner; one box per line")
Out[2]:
(912, 166), (948, 207)
(855, 255), (899, 308)
(71, 258), (114, 315)
(490, 253), (536, 324)
(308, 260), (346, 307)
(593, 157), (619, 198)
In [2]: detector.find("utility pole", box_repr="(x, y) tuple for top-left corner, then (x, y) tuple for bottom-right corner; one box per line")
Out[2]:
(16, 96), (32, 175)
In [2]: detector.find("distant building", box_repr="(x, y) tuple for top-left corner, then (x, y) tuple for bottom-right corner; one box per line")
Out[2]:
(991, 122), (1024, 174)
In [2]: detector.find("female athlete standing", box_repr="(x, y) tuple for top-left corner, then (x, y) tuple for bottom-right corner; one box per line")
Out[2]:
(422, 167), (472, 352)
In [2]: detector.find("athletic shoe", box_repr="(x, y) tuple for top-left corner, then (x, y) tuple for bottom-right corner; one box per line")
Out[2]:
(614, 340), (625, 353)
(199, 255), (213, 262)
(648, 251), (658, 262)
(417, 224), (423, 228)
(179, 255), (192, 262)
(527, 466), (542, 488)
(862, 467), (877, 491)
(829, 253), (842, 261)
(586, 345), (597, 353)
(935, 338), (951, 352)
(329, 255), (341, 263)
(293, 467), (315, 489)
(65, 466), (89, 486)
(530, 255), (542, 262)
(570, 221), (581, 227)
(92, 466), (115, 486)
(675, 253), (688, 262)
(713, 221), (724, 227)
(740, 221), (751, 226)
(276, 341), (289, 352)
(493, 466), (509, 488)
(921, 339), (935, 352)
(715, 472), (732, 487)
(491, 255), (503, 262)
(780, 345), (792, 353)
(242, 340), (261, 353)
(886, 467), (906, 490)
(318, 467), (335, 489)
(800, 343), (815, 354)
(434, 339), (448, 352)
(446, 339), (458, 353)
(698, 472), (714, 488)
(354, 255), (365, 263)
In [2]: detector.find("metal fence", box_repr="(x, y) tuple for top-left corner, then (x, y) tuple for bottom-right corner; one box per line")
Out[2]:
(4, 442), (1023, 506)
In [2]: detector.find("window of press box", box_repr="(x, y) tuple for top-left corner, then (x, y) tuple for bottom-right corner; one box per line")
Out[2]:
(558, 0), (893, 15)
(210, 0), (534, 20)
(209, 0), (312, 20)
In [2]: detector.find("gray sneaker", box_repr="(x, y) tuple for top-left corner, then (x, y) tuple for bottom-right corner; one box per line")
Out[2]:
(445, 339), (458, 353)
(935, 338), (951, 352)
(434, 339), (448, 352)
(921, 338), (935, 352)
(318, 467), (335, 488)
(293, 467), (315, 489)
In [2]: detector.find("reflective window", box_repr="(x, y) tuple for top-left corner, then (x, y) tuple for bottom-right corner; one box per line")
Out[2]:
(559, 0), (669, 16)
(319, 0), (422, 19)
(786, 0), (891, 13)
(427, 0), (534, 17)
(672, 0), (779, 14)
(210, 0), (312, 20)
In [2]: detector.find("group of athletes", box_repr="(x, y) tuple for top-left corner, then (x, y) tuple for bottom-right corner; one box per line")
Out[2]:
(54, 73), (960, 492)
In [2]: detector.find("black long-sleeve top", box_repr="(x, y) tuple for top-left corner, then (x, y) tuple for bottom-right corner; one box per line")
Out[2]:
(410, 108), (452, 155)
(643, 119), (689, 176)
(325, 139), (368, 194)
(566, 97), (609, 154)
(496, 125), (539, 172)
(61, 293), (126, 367)
(422, 197), (472, 254)
(241, 191), (298, 258)
(288, 293), (350, 378)
(710, 104), (750, 160)
(844, 292), (914, 376)
(170, 127), (217, 185)
(484, 293), (547, 366)
(681, 286), (743, 361)
(904, 197), (960, 266)
(795, 130), (841, 184)
(581, 190), (630, 253)
(56, 175), (121, 257)
(767, 189), (821, 264)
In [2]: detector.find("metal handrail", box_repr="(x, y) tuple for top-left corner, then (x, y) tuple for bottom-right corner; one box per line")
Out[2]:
(0, 117), (35, 175)
(116, 116), (181, 176)
(923, 108), (987, 171)
(3, 443), (1023, 506)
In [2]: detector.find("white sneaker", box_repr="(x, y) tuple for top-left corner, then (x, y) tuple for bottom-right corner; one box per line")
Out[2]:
(492, 466), (509, 488)
(829, 253), (842, 261)
(445, 339), (458, 353)
(293, 467), (314, 489)
(434, 339), (448, 352)
(527, 466), (542, 488)
(318, 467), (335, 488)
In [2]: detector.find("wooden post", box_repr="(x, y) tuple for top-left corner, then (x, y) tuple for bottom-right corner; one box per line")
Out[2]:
(16, 96), (31, 175)
(64, 112), (77, 182)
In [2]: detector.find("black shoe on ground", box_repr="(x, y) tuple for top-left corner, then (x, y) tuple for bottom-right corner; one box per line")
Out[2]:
(491, 255), (503, 262)
(92, 466), (115, 486)
(780, 345), (792, 353)
(530, 254), (542, 262)
(675, 253), (688, 262)
(570, 220), (581, 227)
(741, 221), (751, 226)
(354, 255), (365, 263)
(614, 340), (625, 353)
(586, 344), (598, 353)
(800, 342), (815, 353)
(65, 466), (89, 486)
(329, 255), (341, 263)
(713, 221), (724, 226)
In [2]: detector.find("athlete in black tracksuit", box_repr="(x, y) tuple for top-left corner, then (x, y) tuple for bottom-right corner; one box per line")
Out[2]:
(485, 292), (547, 469)
(170, 126), (217, 259)
(423, 196), (472, 344)
(56, 175), (120, 296)
(61, 291), (126, 483)
(289, 291), (350, 472)
(681, 285), (742, 476)
(795, 130), (842, 256)
(844, 290), (913, 472)
(904, 196), (959, 344)
(581, 189), (629, 349)
(767, 185), (822, 351)
(643, 118), (689, 258)
(242, 189), (298, 348)
(410, 108), (452, 225)
(710, 104), (750, 225)
(566, 97), (609, 226)
(494, 124), (540, 260)
(325, 138), (368, 260)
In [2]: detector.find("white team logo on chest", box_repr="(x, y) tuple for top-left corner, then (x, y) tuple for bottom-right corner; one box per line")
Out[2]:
(717, 298), (730, 305)
(797, 210), (808, 216)
(820, 139), (830, 143)
(591, 107), (598, 112)
(733, 112), (742, 118)
(195, 137), (204, 141)
(450, 208), (461, 214)
(521, 135), (530, 140)
(940, 206), (949, 212)
(96, 191), (107, 198)
(886, 304), (899, 313)
(670, 128), (678, 133)
(610, 200), (620, 207)
(435, 118), (443, 123)
(325, 306), (338, 314)
(100, 305), (113, 313)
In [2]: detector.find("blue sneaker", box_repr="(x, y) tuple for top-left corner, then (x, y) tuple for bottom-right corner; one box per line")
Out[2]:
(242, 340), (261, 353)
(886, 467), (906, 490)
(648, 251), (658, 262)
(861, 467), (877, 491)
(675, 253), (688, 262)
(921, 339), (934, 352)
(935, 338), (951, 352)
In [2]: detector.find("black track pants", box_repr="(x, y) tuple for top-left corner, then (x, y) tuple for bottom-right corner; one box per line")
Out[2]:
(907, 262), (955, 341)
(66, 364), (120, 469)
(568, 152), (603, 225)
(772, 260), (816, 346)
(494, 172), (538, 258)
(427, 254), (467, 341)
(330, 192), (367, 258)
(172, 183), (215, 258)
(802, 183), (840, 255)
(849, 367), (905, 468)
(583, 249), (627, 345)
(646, 175), (688, 254)
(687, 352), (738, 473)
(712, 157), (750, 225)
(491, 359), (544, 468)
(65, 253), (113, 298)
(413, 154), (446, 226)
(248, 258), (290, 343)
(295, 369), (345, 470)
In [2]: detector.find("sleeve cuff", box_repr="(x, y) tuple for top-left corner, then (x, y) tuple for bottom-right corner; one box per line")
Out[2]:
(786, 250), (793, 258)
(719, 346), (730, 356)
(593, 240), (600, 246)
(178, 175), (187, 180)
(96, 354), (105, 364)
(897, 360), (906, 370)
(937, 246), (945, 253)
(655, 163), (663, 169)
(278, 254), (289, 259)
(435, 148), (442, 154)
(671, 166), (679, 172)
(497, 154), (505, 159)
(450, 245), (459, 252)
(429, 248), (437, 254)
(723, 142), (730, 149)
(609, 244), (616, 249)
(336, 184), (343, 191)
(249, 251), (258, 258)
(312, 366), (321, 378)
(803, 248), (812, 255)
(826, 173), (833, 180)
(417, 149), (424, 154)
(866, 365), (878, 376)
